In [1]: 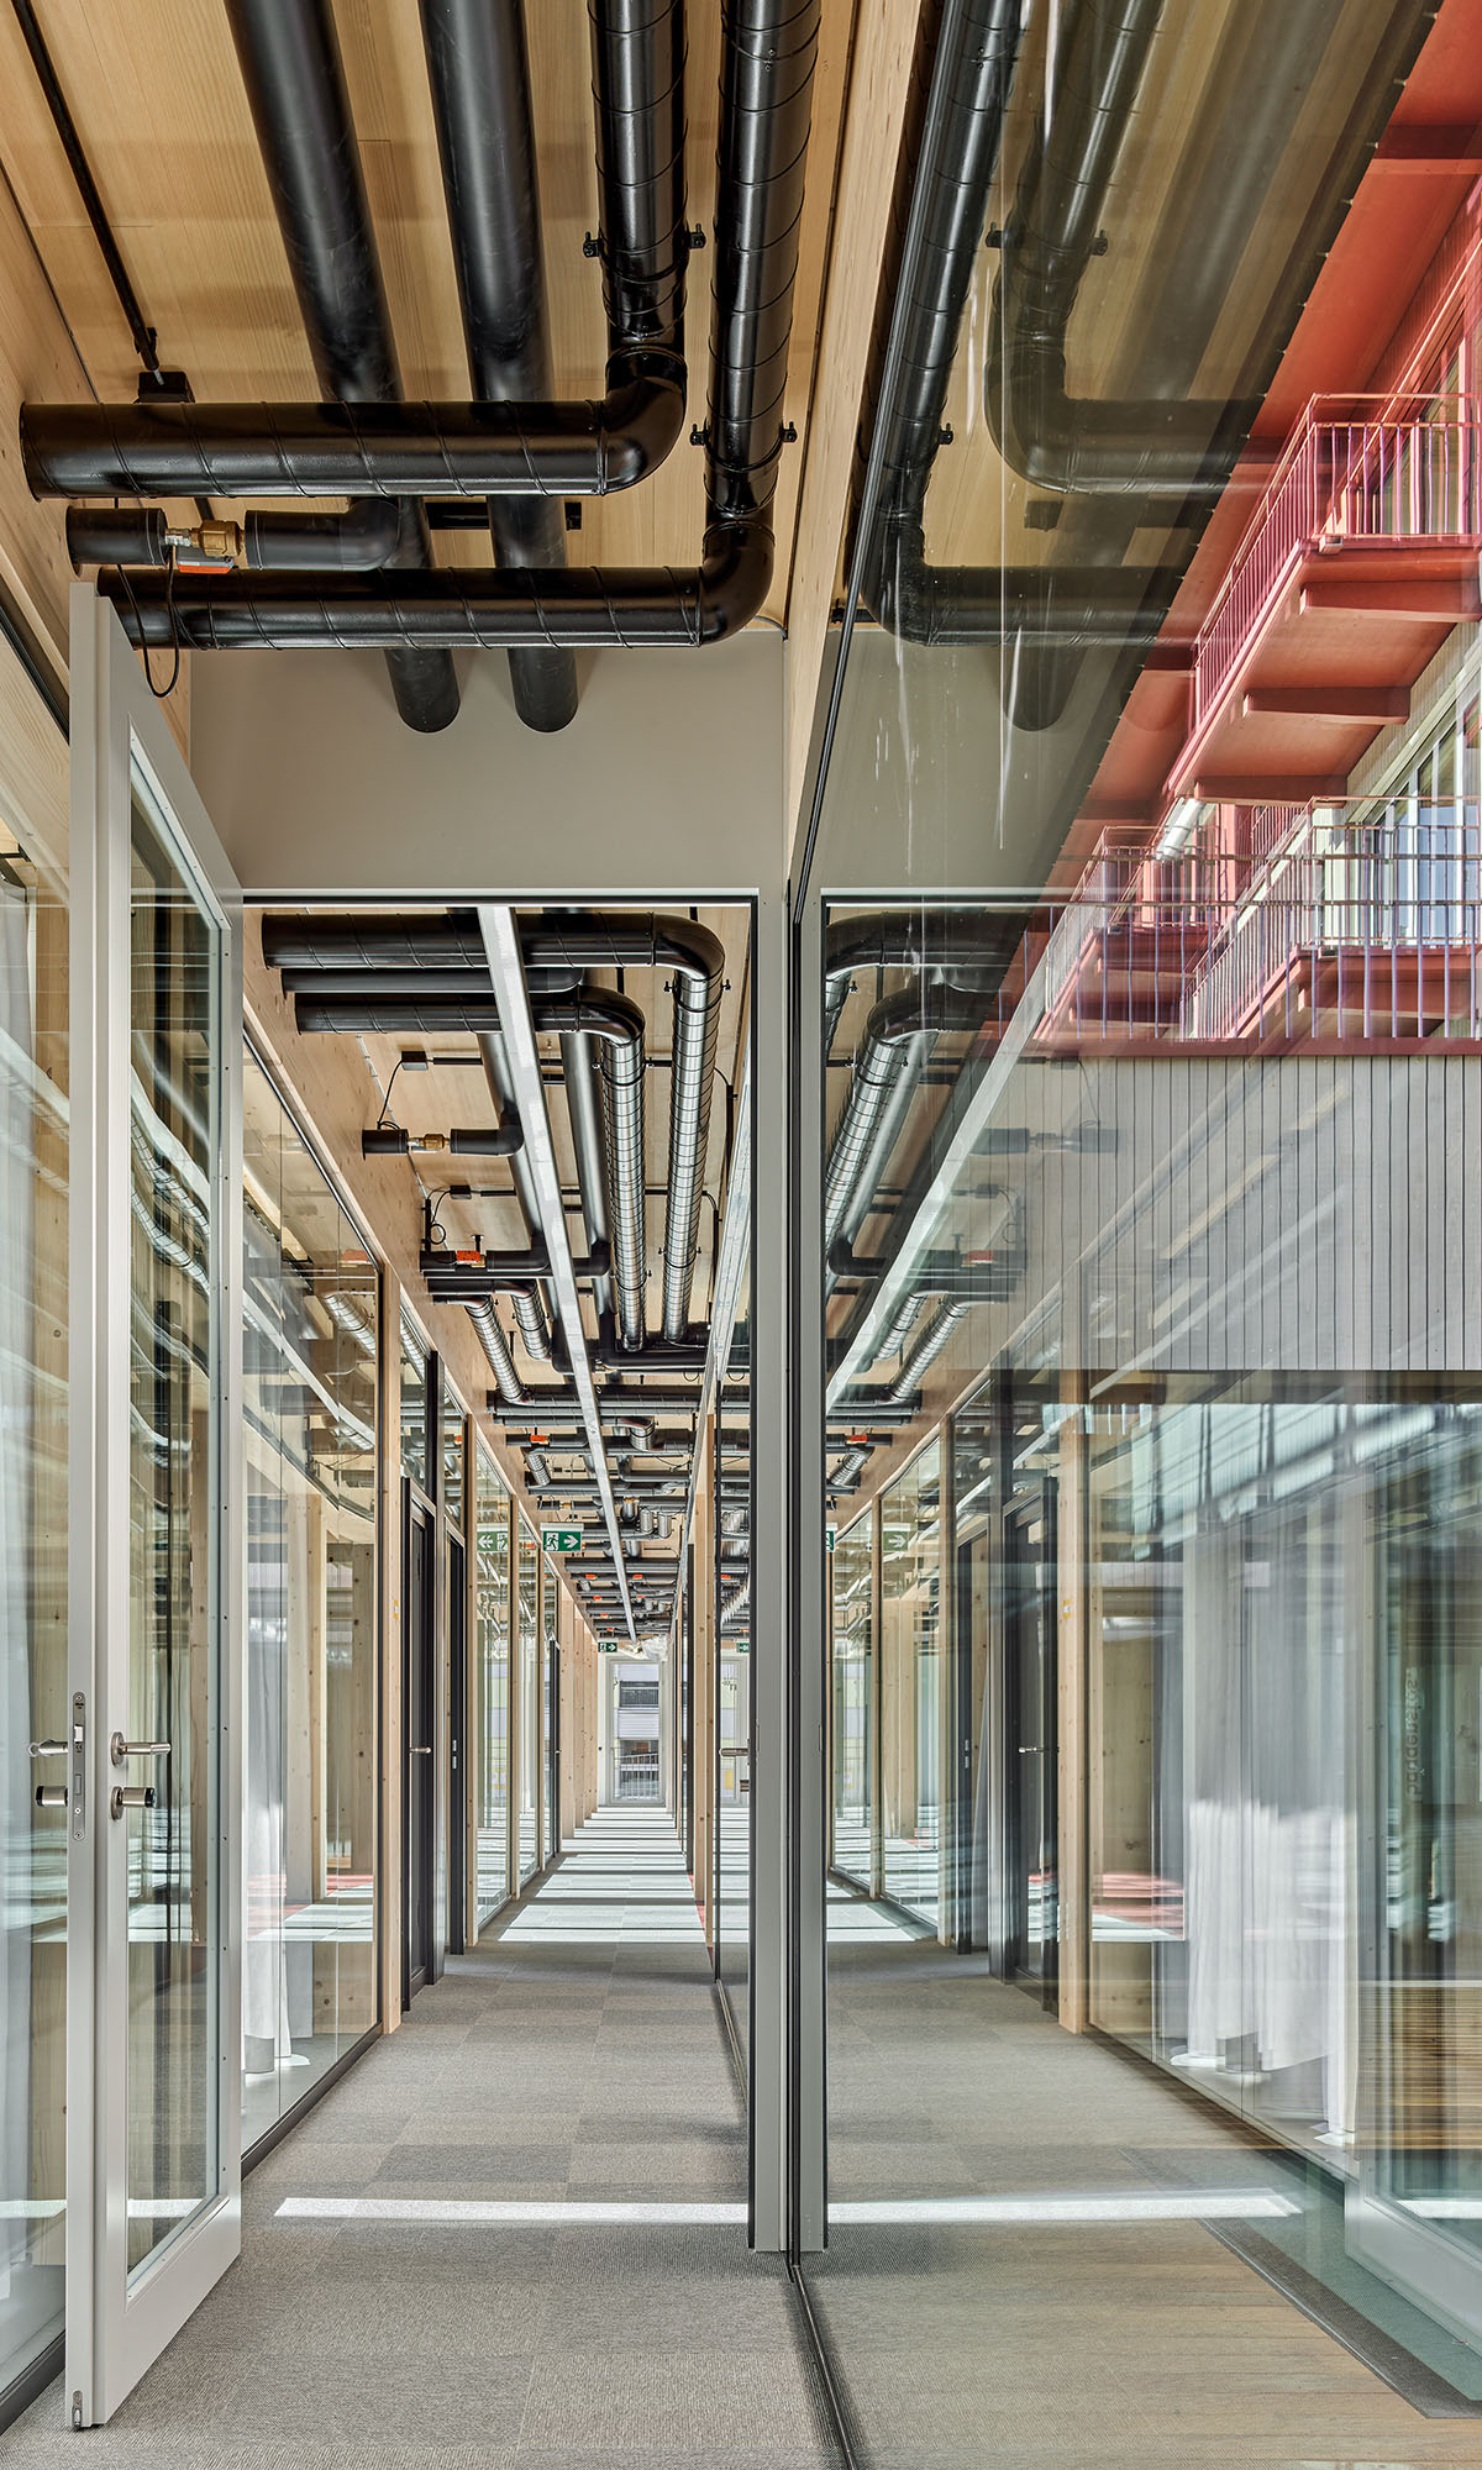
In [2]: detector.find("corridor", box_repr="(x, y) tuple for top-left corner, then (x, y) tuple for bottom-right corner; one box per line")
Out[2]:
(6, 1814), (833, 2468)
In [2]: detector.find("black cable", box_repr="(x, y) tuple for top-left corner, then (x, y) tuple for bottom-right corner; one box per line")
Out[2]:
(375, 1054), (407, 1131)
(10, 0), (214, 524)
(109, 560), (181, 698)
(9, 0), (158, 371)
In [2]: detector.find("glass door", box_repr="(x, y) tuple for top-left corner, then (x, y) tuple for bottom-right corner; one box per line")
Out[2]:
(66, 589), (243, 2426)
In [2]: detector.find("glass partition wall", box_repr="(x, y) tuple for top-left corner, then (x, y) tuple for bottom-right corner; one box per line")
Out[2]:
(242, 1052), (379, 2148)
(474, 1444), (511, 1925)
(800, 0), (1482, 2445)
(0, 664), (68, 2415)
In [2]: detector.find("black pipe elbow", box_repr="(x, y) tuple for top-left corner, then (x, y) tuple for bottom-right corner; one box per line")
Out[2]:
(245, 497), (400, 569)
(985, 286), (1256, 503)
(532, 991), (646, 1048)
(694, 521), (773, 644)
(598, 352), (687, 491)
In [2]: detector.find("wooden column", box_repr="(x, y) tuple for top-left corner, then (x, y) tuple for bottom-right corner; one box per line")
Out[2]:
(377, 1269), (404, 2032)
(463, 1423), (480, 1940)
(1056, 1379), (1091, 2035)
(692, 1416), (716, 1944)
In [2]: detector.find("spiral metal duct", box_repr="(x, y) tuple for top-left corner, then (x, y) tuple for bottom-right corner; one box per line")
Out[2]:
(466, 1298), (525, 1406)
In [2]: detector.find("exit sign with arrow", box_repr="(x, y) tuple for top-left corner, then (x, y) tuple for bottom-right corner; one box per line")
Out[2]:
(540, 1523), (583, 1554)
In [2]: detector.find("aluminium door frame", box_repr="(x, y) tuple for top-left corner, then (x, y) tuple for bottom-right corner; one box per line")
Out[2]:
(66, 586), (244, 2427)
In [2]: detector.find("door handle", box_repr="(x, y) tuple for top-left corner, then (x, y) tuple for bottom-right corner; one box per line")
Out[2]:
(409, 1743), (433, 1756)
(110, 1734), (171, 1766)
(29, 1738), (68, 1758)
(109, 1784), (157, 1818)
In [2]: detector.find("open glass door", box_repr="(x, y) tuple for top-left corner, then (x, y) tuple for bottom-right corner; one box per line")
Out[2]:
(66, 590), (242, 2426)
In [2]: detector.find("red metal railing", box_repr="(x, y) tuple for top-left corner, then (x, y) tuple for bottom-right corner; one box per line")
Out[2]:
(1193, 396), (1482, 728)
(1181, 804), (1482, 1042)
(1029, 804), (1482, 1047)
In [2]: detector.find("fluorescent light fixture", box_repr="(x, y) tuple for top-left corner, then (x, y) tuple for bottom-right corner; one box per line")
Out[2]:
(276, 2197), (747, 2227)
(827, 2191), (1299, 2225)
(1155, 796), (1208, 858)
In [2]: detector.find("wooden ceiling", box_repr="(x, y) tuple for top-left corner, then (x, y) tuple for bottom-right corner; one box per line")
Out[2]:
(0, 0), (856, 655)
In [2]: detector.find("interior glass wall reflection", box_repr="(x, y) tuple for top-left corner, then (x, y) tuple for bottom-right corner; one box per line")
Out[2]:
(801, 0), (1482, 2430)
(517, 1520), (539, 1882)
(830, 1512), (873, 1891)
(715, 1348), (751, 2052)
(243, 1053), (378, 2151)
(474, 1448), (510, 1923)
(0, 716), (67, 2407)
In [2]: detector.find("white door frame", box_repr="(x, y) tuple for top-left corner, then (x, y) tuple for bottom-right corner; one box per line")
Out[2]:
(65, 587), (244, 2428)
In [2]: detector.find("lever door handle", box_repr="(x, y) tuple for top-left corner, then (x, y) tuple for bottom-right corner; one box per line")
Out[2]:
(110, 1734), (171, 1766)
(409, 1743), (433, 1756)
(29, 1739), (67, 1758)
(110, 1784), (157, 1818)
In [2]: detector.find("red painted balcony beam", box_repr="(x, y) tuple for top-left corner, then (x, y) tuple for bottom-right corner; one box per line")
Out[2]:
(1242, 684), (1411, 722)
(1371, 123), (1482, 173)
(1191, 773), (1350, 802)
(1299, 577), (1482, 618)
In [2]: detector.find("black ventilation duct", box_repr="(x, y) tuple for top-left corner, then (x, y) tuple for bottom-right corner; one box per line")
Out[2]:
(855, 0), (1435, 703)
(223, 0), (458, 734)
(420, 0), (584, 733)
(58, 0), (820, 660)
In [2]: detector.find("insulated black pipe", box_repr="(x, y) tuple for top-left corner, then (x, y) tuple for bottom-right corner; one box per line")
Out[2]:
(223, 0), (458, 732)
(89, 0), (818, 659)
(245, 500), (401, 570)
(93, 531), (773, 649)
(296, 995), (503, 1034)
(65, 498), (402, 572)
(983, 0), (1242, 500)
(824, 906), (1030, 988)
(262, 910), (488, 969)
(422, 0), (580, 731)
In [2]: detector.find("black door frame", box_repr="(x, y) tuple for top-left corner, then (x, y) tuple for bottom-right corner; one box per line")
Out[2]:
(402, 1483), (436, 2006)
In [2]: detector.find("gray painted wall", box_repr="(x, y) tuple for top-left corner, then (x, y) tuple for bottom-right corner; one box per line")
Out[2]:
(189, 635), (787, 898)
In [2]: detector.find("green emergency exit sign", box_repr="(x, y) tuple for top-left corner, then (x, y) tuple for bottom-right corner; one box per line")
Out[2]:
(598, 1642), (619, 1654)
(540, 1523), (583, 1554)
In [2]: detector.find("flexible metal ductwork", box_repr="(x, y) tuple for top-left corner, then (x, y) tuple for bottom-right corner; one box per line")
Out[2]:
(563, 1034), (612, 1323)
(67, 0), (819, 661)
(222, 0), (458, 734)
(467, 1298), (525, 1405)
(875, 1291), (923, 1361)
(889, 1296), (968, 1402)
(824, 917), (1028, 1267)
(421, 0), (582, 732)
(593, 998), (649, 1354)
(510, 1288), (554, 1364)
(520, 914), (724, 1342)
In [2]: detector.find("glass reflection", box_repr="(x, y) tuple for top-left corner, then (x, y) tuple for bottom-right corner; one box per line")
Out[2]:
(517, 1520), (539, 1882)
(0, 774), (67, 2400)
(830, 1513), (873, 1891)
(127, 772), (221, 2270)
(474, 1447), (510, 1923)
(805, 0), (1482, 2418)
(242, 1051), (378, 2152)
